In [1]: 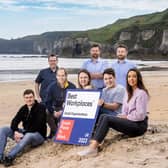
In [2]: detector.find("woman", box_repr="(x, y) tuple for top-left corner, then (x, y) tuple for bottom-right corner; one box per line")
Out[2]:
(78, 69), (93, 89)
(78, 68), (149, 156)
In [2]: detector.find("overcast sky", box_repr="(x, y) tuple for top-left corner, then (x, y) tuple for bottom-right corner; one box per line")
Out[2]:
(0, 0), (167, 39)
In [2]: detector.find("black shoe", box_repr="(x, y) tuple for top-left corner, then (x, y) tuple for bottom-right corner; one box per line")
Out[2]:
(0, 158), (3, 164)
(4, 156), (14, 167)
(0, 155), (4, 164)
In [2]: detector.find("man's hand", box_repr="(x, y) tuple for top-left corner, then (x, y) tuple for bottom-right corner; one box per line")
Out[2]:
(14, 131), (24, 143)
(90, 73), (103, 80)
(37, 97), (42, 103)
(98, 99), (104, 106)
(54, 111), (62, 118)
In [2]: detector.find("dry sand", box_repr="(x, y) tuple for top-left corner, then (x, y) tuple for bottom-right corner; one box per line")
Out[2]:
(0, 71), (168, 168)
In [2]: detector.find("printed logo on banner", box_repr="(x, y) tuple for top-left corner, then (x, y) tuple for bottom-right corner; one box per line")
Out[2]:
(56, 119), (75, 141)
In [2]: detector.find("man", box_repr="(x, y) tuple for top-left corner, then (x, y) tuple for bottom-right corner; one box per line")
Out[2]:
(97, 68), (125, 120)
(112, 44), (136, 87)
(0, 89), (46, 167)
(35, 54), (58, 103)
(45, 68), (76, 139)
(82, 44), (108, 89)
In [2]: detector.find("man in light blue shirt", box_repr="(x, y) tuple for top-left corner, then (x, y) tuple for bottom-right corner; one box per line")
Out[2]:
(112, 44), (136, 87)
(82, 44), (108, 89)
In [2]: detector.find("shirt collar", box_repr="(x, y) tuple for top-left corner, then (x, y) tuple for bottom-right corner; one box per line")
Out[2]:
(90, 58), (100, 63)
(57, 81), (69, 88)
(117, 59), (127, 64)
(49, 66), (58, 73)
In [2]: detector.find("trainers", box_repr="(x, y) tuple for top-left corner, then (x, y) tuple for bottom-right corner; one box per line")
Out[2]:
(77, 148), (98, 157)
(4, 156), (14, 167)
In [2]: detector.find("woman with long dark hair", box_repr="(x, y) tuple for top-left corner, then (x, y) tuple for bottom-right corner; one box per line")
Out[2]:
(78, 69), (93, 89)
(78, 68), (149, 156)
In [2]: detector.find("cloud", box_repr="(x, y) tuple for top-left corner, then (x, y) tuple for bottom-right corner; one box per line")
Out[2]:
(36, 0), (168, 11)
(0, 0), (167, 39)
(0, 0), (167, 12)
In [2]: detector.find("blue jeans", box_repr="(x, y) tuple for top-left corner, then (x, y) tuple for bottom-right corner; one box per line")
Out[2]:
(0, 127), (44, 159)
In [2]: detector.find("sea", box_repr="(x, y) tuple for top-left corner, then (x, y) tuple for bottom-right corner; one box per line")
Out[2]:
(0, 54), (167, 82)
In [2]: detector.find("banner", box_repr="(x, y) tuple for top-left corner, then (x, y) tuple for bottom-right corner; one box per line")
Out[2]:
(55, 89), (101, 145)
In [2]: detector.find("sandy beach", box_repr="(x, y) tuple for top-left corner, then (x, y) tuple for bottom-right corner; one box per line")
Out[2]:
(0, 71), (168, 168)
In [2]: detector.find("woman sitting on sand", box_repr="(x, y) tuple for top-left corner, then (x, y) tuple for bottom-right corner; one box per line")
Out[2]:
(78, 69), (93, 89)
(78, 68), (149, 156)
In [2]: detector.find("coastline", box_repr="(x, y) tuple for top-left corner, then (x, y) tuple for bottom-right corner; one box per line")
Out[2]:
(1, 64), (168, 83)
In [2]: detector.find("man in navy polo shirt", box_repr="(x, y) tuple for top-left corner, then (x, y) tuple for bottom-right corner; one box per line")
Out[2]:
(35, 54), (58, 103)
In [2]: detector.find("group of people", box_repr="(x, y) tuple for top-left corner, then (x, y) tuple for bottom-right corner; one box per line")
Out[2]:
(0, 44), (149, 166)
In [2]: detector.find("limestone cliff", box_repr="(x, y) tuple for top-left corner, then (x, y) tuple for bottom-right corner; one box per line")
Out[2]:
(0, 9), (168, 60)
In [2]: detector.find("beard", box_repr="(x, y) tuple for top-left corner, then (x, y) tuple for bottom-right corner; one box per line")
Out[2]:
(92, 53), (99, 59)
(117, 55), (126, 60)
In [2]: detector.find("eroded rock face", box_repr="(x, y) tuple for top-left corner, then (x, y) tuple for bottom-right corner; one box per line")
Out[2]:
(119, 32), (131, 41)
(141, 30), (155, 40)
(33, 40), (53, 54)
(159, 29), (168, 53)
(52, 37), (91, 56)
(15, 27), (168, 59)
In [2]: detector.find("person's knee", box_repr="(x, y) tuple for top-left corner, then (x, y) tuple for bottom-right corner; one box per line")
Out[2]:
(102, 114), (116, 125)
(99, 113), (107, 120)
(46, 112), (54, 121)
(46, 111), (52, 117)
(0, 126), (10, 131)
(103, 114), (111, 121)
(0, 126), (12, 135)
(30, 133), (44, 147)
(24, 132), (35, 139)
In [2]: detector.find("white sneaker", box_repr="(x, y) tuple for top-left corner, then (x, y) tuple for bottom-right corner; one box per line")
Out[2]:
(77, 148), (98, 157)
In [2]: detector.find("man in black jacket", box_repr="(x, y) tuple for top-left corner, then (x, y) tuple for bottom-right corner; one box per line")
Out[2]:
(0, 89), (47, 167)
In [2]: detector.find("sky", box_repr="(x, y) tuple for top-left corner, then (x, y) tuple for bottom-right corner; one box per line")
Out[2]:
(0, 0), (167, 39)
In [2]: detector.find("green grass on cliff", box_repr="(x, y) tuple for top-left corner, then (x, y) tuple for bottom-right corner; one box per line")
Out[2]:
(73, 8), (168, 43)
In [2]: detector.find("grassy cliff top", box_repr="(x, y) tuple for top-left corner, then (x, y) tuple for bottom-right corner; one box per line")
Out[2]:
(73, 8), (168, 43)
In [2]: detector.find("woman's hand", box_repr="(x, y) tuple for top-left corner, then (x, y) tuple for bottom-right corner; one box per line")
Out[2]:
(117, 114), (127, 119)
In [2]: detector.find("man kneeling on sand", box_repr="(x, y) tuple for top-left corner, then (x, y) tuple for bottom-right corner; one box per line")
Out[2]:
(0, 89), (47, 167)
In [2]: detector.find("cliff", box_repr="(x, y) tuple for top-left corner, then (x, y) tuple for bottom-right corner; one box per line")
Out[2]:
(0, 9), (168, 60)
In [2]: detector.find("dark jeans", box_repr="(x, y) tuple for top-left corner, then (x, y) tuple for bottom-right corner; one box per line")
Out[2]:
(93, 114), (148, 143)
(95, 107), (118, 127)
(46, 111), (59, 134)
(98, 107), (118, 117)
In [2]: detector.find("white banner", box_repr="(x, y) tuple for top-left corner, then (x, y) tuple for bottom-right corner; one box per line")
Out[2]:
(63, 90), (101, 119)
